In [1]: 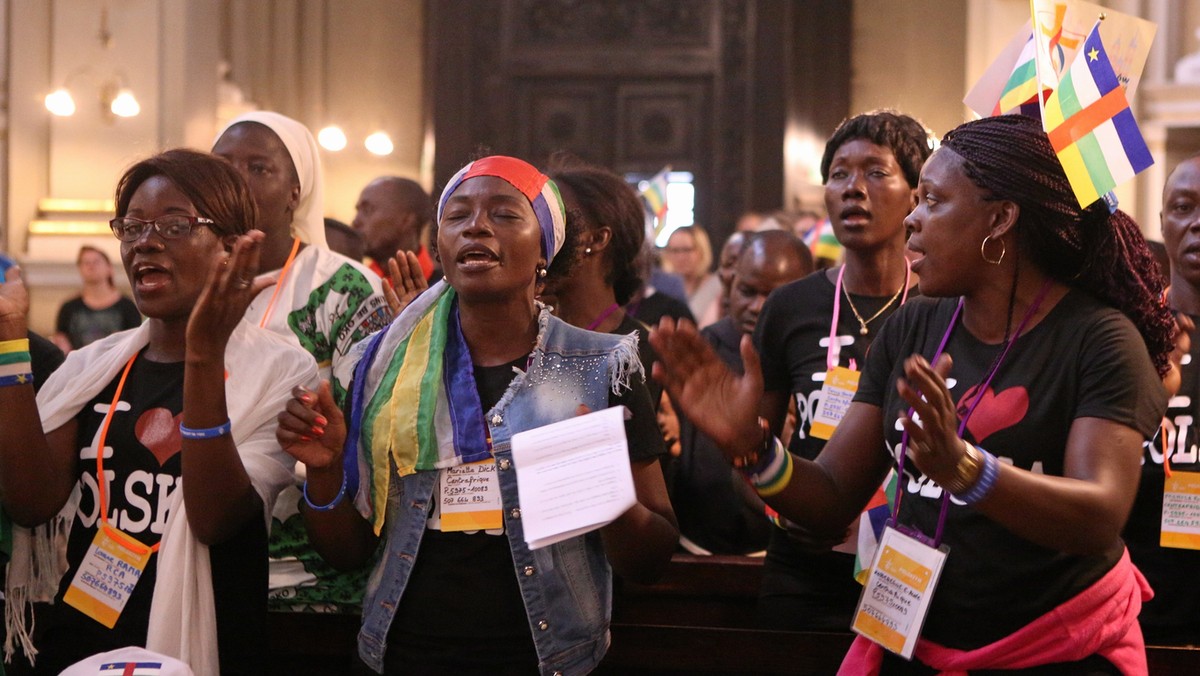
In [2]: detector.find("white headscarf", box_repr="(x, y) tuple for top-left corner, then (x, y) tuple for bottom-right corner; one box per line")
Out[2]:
(214, 111), (328, 248)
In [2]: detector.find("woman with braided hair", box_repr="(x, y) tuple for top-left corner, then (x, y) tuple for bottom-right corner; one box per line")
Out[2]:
(651, 114), (1172, 673)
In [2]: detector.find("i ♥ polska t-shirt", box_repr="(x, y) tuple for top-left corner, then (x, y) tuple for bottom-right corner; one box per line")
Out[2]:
(36, 351), (266, 675)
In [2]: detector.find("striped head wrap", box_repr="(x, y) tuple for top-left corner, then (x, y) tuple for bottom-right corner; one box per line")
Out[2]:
(437, 155), (567, 263)
(344, 157), (563, 533)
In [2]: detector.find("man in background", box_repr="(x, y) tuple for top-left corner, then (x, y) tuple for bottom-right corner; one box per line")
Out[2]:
(668, 230), (812, 554)
(352, 176), (436, 281)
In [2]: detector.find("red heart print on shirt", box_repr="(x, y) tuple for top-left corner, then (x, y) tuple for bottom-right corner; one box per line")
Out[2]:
(135, 407), (183, 467)
(957, 385), (1029, 443)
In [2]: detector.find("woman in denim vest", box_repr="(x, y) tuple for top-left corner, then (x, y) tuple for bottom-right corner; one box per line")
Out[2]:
(278, 156), (678, 675)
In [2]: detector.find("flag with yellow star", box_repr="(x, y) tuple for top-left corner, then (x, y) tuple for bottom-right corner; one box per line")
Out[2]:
(1043, 23), (1152, 208)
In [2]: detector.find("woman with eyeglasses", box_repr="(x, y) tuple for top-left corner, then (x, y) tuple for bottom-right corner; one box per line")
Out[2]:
(0, 149), (317, 674)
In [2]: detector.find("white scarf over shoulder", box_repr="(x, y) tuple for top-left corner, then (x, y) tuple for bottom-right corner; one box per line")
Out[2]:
(5, 320), (318, 675)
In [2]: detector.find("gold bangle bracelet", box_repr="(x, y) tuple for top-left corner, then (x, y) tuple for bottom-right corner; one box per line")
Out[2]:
(942, 441), (984, 495)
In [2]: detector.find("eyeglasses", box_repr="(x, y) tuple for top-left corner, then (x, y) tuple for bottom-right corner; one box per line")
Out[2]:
(664, 246), (696, 255)
(109, 215), (215, 242)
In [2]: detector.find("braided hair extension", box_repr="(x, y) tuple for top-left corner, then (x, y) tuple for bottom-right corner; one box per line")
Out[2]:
(940, 114), (1174, 375)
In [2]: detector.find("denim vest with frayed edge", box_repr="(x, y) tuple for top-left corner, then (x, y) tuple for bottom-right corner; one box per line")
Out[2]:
(357, 309), (643, 675)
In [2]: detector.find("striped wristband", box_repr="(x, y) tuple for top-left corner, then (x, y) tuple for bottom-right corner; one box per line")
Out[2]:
(0, 372), (34, 387)
(956, 446), (1000, 505)
(179, 420), (232, 440)
(0, 339), (32, 388)
(744, 437), (794, 497)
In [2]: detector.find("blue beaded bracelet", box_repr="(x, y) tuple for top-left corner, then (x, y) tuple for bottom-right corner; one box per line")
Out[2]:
(303, 471), (348, 511)
(179, 420), (232, 440)
(957, 446), (1000, 505)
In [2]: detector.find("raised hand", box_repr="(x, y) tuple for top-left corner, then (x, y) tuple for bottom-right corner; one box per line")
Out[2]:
(649, 317), (763, 463)
(895, 353), (963, 483)
(276, 380), (347, 471)
(384, 249), (429, 316)
(0, 266), (30, 336)
(186, 231), (276, 361)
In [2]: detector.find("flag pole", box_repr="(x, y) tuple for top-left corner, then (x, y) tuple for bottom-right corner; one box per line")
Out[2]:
(1030, 0), (1049, 128)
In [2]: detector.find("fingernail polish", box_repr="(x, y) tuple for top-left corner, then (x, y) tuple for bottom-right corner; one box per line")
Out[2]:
(312, 426), (325, 437)
(315, 415), (328, 427)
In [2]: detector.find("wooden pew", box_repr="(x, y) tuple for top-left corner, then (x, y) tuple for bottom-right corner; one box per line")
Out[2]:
(265, 553), (1200, 674)
(596, 553), (1200, 675)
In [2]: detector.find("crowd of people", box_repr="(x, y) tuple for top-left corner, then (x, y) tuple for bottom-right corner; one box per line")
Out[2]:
(0, 105), (1195, 675)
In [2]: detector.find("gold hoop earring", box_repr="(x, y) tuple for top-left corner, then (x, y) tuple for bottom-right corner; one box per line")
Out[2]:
(981, 235), (1005, 265)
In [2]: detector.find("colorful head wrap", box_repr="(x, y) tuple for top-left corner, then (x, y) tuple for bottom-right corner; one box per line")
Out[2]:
(343, 157), (561, 534)
(437, 156), (566, 264)
(214, 111), (328, 249)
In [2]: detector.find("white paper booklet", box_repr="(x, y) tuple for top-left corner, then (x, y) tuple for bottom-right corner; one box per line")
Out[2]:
(511, 405), (637, 550)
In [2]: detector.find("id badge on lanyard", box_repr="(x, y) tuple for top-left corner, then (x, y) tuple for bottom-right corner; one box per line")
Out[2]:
(63, 354), (160, 628)
(1161, 452), (1200, 549)
(852, 523), (948, 659)
(64, 527), (154, 628)
(813, 265), (908, 440)
(811, 366), (860, 440)
(438, 459), (504, 532)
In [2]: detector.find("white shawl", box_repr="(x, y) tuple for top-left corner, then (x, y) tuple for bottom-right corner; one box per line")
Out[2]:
(5, 320), (318, 675)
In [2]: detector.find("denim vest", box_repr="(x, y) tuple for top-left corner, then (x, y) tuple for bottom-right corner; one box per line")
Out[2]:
(358, 310), (641, 675)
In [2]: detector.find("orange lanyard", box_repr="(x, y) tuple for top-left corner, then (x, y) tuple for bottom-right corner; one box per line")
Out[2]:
(258, 237), (301, 328)
(94, 353), (158, 555)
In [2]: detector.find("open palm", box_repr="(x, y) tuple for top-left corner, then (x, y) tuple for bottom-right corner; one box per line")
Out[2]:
(649, 317), (763, 461)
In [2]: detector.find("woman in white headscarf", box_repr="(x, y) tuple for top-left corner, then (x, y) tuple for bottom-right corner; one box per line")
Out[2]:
(213, 113), (391, 613)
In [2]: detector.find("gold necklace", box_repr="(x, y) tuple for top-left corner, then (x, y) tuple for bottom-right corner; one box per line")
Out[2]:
(843, 283), (904, 335)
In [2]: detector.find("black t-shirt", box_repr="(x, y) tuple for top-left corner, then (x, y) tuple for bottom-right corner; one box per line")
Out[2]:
(55, 295), (142, 349)
(858, 291), (1165, 650)
(387, 353), (665, 672)
(630, 290), (695, 330)
(613, 313), (663, 410)
(35, 352), (267, 675)
(1124, 310), (1200, 644)
(671, 317), (771, 554)
(752, 269), (914, 628)
(28, 330), (64, 394)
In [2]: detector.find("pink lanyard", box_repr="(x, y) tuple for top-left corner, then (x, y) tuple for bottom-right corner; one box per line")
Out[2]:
(892, 281), (1052, 548)
(827, 263), (911, 371)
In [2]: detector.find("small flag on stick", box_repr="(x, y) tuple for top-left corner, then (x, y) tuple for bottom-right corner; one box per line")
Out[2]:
(640, 167), (670, 223)
(1043, 21), (1153, 208)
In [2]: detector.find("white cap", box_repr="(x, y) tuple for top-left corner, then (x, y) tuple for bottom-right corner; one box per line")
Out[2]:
(59, 646), (194, 676)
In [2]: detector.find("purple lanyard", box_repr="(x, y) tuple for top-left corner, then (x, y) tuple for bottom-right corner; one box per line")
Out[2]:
(586, 302), (620, 331)
(892, 281), (1052, 547)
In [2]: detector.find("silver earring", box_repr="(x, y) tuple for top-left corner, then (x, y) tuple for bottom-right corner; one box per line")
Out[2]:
(584, 247), (592, 255)
(537, 268), (547, 278)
